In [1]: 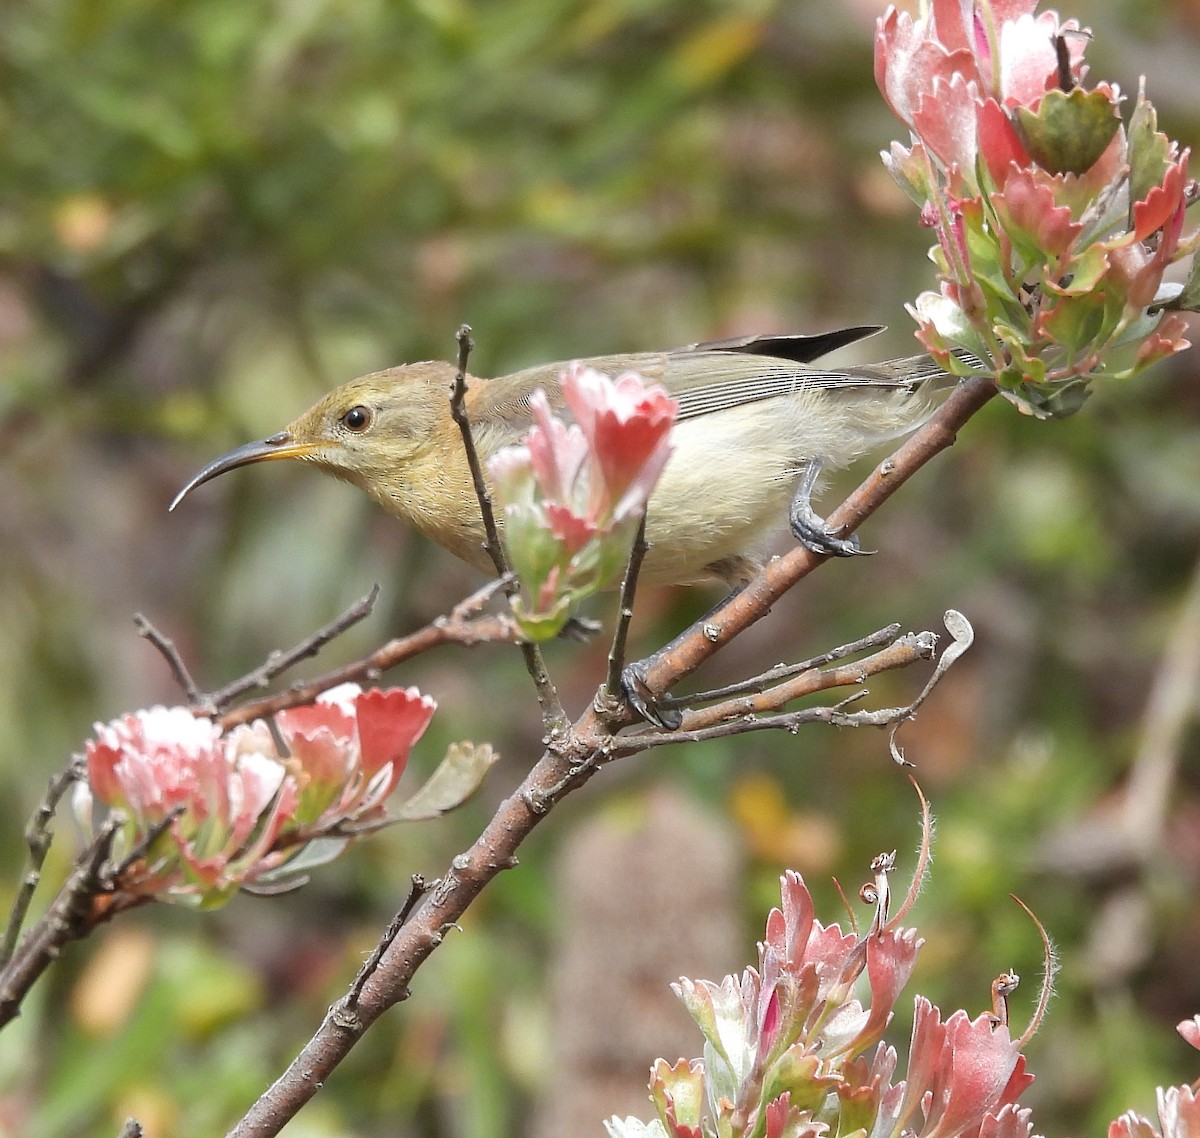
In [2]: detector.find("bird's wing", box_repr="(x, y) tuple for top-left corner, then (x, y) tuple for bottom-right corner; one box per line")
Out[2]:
(467, 326), (948, 427)
(662, 348), (950, 423)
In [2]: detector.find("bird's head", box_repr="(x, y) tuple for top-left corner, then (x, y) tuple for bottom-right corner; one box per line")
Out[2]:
(170, 363), (455, 512)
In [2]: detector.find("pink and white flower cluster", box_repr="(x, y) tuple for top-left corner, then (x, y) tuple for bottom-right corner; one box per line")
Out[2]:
(489, 365), (677, 638)
(876, 0), (1197, 417)
(608, 858), (1200, 1138)
(75, 683), (436, 907)
(608, 862), (1033, 1138)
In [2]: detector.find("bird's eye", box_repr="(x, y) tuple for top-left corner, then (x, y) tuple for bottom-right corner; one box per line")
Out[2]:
(341, 405), (373, 433)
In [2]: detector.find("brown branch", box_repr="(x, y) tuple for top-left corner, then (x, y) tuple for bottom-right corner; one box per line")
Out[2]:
(346, 875), (429, 1009)
(679, 631), (935, 725)
(660, 622), (903, 710)
(0, 818), (129, 1030)
(138, 588), (382, 716)
(2, 758), (85, 969)
(207, 586), (381, 712)
(608, 630), (940, 752)
(134, 613), (206, 705)
(448, 325), (505, 577)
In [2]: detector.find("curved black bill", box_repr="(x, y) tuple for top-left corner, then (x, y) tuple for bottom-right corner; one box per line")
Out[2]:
(169, 432), (317, 511)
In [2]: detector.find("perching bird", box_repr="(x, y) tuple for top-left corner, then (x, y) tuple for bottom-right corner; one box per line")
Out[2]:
(171, 325), (957, 585)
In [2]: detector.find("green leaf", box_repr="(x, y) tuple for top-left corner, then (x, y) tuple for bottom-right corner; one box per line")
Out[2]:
(1014, 88), (1122, 176)
(997, 376), (1093, 419)
(1126, 86), (1173, 212)
(759, 1045), (838, 1113)
(393, 741), (499, 820)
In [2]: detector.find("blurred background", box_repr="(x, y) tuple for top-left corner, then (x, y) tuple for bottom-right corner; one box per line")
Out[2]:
(2, 0), (1200, 1135)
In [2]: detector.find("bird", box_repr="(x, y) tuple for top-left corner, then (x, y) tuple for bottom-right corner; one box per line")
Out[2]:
(171, 325), (958, 587)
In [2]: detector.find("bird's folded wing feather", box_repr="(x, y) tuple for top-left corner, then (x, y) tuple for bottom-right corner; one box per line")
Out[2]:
(467, 326), (943, 427)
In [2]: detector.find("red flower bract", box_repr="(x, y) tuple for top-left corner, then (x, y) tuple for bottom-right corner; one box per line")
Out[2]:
(277, 682), (437, 826)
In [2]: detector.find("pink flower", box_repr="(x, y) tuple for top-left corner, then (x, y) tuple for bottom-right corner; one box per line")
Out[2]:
(526, 389), (590, 503)
(487, 366), (678, 639)
(875, 0), (1083, 132)
(81, 706), (296, 904)
(561, 365), (677, 520)
(876, 0), (1196, 416)
(619, 822), (1054, 1138)
(277, 682), (436, 828)
(893, 998), (1030, 1138)
(1157, 1085), (1200, 1138)
(77, 684), (437, 906)
(1110, 1085), (1200, 1138)
(1177, 1016), (1200, 1051)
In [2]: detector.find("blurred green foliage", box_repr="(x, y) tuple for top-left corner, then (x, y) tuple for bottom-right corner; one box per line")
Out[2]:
(2, 0), (1200, 1135)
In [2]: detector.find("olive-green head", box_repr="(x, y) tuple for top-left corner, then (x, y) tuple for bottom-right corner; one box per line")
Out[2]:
(170, 363), (455, 511)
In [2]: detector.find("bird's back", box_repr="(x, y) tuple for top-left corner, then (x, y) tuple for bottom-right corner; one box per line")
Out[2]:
(464, 330), (955, 585)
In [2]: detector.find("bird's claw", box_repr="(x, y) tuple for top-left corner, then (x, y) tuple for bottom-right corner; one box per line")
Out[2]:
(789, 504), (872, 557)
(619, 661), (684, 730)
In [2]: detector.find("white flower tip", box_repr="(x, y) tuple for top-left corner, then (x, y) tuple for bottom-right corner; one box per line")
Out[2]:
(316, 682), (363, 712)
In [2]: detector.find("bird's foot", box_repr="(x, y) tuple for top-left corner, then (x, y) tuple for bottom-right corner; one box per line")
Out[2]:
(619, 659), (683, 730)
(788, 501), (869, 557)
(789, 458), (872, 557)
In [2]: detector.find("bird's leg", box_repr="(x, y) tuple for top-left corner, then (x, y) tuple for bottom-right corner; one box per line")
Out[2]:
(618, 584), (748, 730)
(789, 459), (866, 557)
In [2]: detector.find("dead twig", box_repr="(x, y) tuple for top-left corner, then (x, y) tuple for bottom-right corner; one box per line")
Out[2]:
(1, 757), (85, 970)
(0, 818), (134, 1030)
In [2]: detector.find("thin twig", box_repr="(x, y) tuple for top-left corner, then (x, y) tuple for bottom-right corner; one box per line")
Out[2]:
(215, 578), (520, 730)
(1, 757), (85, 968)
(605, 515), (649, 699)
(345, 875), (429, 1009)
(134, 613), (205, 705)
(448, 326), (507, 577)
(661, 622), (903, 710)
(0, 818), (129, 1030)
(889, 610), (974, 764)
(669, 631), (935, 731)
(608, 631), (947, 753)
(137, 589), (380, 716)
(207, 586), (381, 712)
(446, 324), (568, 736)
(102, 806), (185, 888)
